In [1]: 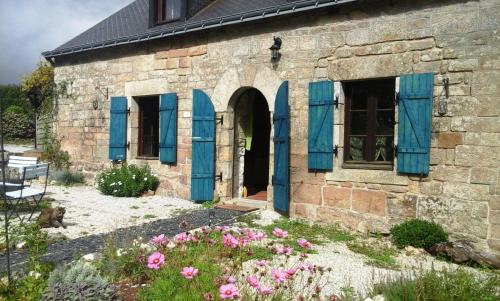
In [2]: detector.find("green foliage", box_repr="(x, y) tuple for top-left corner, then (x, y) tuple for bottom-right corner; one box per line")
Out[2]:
(41, 125), (71, 170)
(2, 111), (35, 139)
(49, 169), (85, 186)
(41, 262), (117, 301)
(5, 105), (27, 115)
(347, 241), (399, 268)
(371, 268), (500, 301)
(391, 219), (448, 250)
(0, 84), (33, 115)
(96, 163), (160, 197)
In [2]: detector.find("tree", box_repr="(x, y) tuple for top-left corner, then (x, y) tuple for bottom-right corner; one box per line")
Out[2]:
(20, 62), (56, 115)
(0, 84), (33, 116)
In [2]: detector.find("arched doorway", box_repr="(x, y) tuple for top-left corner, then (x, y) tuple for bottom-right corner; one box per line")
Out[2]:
(231, 88), (271, 201)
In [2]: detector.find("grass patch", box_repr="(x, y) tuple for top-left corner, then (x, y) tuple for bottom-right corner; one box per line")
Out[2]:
(372, 268), (500, 301)
(347, 241), (398, 268)
(130, 205), (140, 210)
(235, 212), (260, 228)
(263, 218), (356, 246)
(48, 169), (85, 186)
(171, 208), (194, 217)
(143, 214), (157, 219)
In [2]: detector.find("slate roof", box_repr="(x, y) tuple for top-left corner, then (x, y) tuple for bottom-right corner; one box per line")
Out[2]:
(43, 0), (356, 58)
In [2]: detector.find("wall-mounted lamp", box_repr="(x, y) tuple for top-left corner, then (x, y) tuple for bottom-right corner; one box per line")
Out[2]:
(269, 36), (282, 62)
(438, 78), (449, 116)
(93, 86), (108, 110)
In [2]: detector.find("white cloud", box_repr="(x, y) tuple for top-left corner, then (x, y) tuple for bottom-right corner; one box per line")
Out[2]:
(0, 0), (133, 84)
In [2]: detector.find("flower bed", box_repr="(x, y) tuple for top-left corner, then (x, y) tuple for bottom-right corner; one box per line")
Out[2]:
(96, 164), (160, 197)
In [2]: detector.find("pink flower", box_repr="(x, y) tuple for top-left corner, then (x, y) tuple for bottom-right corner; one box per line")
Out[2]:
(219, 284), (239, 299)
(297, 238), (312, 249)
(285, 268), (297, 279)
(272, 269), (287, 284)
(180, 266), (199, 280)
(258, 285), (273, 296)
(150, 234), (167, 246)
(276, 245), (293, 255)
(246, 275), (259, 288)
(272, 227), (288, 238)
(147, 251), (165, 269)
(255, 259), (268, 267)
(224, 275), (236, 284)
(254, 231), (267, 240)
(174, 232), (188, 243)
(223, 233), (239, 248)
(298, 263), (308, 271)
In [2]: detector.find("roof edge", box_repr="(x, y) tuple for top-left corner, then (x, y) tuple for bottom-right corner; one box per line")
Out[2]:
(43, 0), (357, 59)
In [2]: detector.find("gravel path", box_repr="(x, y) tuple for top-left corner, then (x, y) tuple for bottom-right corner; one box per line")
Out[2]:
(1, 208), (244, 273)
(41, 185), (201, 239)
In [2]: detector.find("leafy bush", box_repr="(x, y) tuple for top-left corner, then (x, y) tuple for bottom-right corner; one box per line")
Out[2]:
(372, 268), (499, 301)
(96, 163), (160, 197)
(5, 105), (27, 115)
(42, 262), (117, 301)
(2, 111), (35, 139)
(49, 169), (85, 186)
(391, 219), (448, 250)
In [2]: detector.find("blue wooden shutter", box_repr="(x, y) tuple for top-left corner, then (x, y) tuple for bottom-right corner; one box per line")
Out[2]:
(109, 97), (128, 160)
(191, 89), (215, 202)
(397, 73), (434, 175)
(273, 81), (290, 214)
(308, 81), (334, 171)
(159, 93), (177, 164)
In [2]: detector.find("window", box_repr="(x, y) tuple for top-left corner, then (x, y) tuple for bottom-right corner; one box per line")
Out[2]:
(156, 0), (184, 23)
(138, 96), (160, 157)
(343, 79), (395, 169)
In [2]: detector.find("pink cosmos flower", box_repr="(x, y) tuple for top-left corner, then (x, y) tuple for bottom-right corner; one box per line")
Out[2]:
(223, 233), (239, 248)
(271, 269), (287, 284)
(285, 268), (297, 279)
(180, 266), (199, 280)
(297, 238), (312, 249)
(224, 275), (236, 284)
(147, 252), (165, 269)
(276, 245), (293, 255)
(272, 227), (288, 238)
(150, 234), (167, 246)
(219, 284), (239, 299)
(254, 231), (267, 240)
(298, 263), (308, 271)
(246, 275), (259, 288)
(174, 232), (188, 243)
(258, 285), (273, 296)
(255, 259), (268, 267)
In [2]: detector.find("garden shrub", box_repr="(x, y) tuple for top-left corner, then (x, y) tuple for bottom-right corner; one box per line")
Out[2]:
(5, 105), (27, 115)
(49, 169), (85, 186)
(41, 126), (71, 170)
(390, 219), (448, 250)
(2, 111), (35, 139)
(96, 163), (160, 197)
(371, 268), (499, 301)
(42, 262), (117, 301)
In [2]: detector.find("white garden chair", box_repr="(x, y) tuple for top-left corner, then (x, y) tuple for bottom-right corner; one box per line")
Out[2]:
(2, 163), (50, 224)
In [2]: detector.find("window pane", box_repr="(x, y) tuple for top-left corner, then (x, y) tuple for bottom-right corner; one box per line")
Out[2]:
(376, 110), (394, 135)
(349, 137), (366, 161)
(377, 92), (394, 109)
(350, 112), (367, 135)
(164, 0), (181, 20)
(351, 90), (367, 109)
(375, 136), (393, 162)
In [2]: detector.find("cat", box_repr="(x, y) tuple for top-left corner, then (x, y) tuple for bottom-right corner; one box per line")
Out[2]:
(38, 207), (67, 229)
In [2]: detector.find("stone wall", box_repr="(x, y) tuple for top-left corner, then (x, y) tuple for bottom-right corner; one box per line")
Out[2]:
(52, 0), (500, 253)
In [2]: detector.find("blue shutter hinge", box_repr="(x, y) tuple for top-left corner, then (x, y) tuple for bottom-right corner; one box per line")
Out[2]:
(127, 107), (131, 115)
(215, 172), (222, 182)
(394, 144), (398, 158)
(271, 175), (275, 186)
(215, 115), (224, 125)
(394, 92), (400, 105)
(333, 145), (339, 157)
(334, 96), (339, 109)
(127, 142), (130, 150)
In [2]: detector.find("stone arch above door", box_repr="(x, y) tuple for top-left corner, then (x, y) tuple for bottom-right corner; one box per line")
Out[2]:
(212, 66), (282, 112)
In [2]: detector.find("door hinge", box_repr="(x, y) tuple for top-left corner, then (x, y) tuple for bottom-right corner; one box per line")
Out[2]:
(271, 175), (275, 186)
(127, 107), (131, 115)
(333, 145), (339, 158)
(215, 172), (222, 182)
(394, 92), (400, 105)
(394, 144), (398, 158)
(333, 96), (339, 109)
(127, 142), (130, 150)
(215, 115), (224, 125)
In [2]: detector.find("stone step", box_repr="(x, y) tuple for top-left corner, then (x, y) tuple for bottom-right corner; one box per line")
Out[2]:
(221, 198), (268, 210)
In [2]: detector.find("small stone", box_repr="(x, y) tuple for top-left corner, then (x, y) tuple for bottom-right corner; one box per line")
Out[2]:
(82, 252), (101, 262)
(28, 271), (41, 279)
(16, 241), (27, 249)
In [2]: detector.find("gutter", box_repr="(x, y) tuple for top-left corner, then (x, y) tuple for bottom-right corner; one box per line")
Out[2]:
(42, 0), (357, 59)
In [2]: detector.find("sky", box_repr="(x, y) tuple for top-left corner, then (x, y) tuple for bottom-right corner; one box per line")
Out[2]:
(0, 0), (134, 85)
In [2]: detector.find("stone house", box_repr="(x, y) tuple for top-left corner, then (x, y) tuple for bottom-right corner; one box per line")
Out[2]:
(43, 0), (500, 254)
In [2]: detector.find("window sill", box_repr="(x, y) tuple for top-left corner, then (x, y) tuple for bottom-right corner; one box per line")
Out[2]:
(136, 156), (159, 160)
(342, 162), (394, 171)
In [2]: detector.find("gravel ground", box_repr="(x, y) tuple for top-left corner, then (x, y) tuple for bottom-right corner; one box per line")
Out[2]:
(41, 185), (200, 239)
